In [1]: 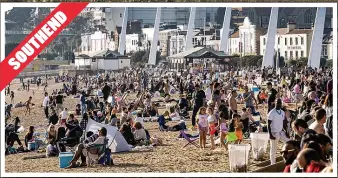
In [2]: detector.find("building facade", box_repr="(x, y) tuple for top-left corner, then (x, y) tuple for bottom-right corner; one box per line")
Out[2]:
(105, 7), (219, 32)
(260, 23), (313, 60)
(125, 33), (142, 54)
(79, 31), (114, 55)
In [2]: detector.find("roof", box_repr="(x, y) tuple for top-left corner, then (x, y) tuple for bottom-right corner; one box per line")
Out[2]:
(262, 28), (287, 36)
(185, 48), (229, 58)
(230, 31), (239, 38)
(90, 49), (124, 58)
(167, 47), (204, 59)
(116, 26), (122, 34)
(287, 29), (312, 35)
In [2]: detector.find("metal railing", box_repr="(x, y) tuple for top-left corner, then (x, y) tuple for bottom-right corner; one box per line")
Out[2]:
(5, 30), (76, 35)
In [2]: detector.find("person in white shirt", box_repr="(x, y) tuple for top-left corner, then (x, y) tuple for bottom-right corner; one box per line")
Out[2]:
(268, 99), (290, 164)
(59, 108), (68, 125)
(204, 84), (212, 102)
(309, 108), (326, 135)
(42, 92), (49, 119)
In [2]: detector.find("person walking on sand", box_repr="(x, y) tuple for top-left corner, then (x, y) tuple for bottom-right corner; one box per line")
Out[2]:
(24, 96), (33, 115)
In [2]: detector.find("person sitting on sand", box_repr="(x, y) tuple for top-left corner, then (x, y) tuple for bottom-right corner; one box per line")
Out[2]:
(67, 127), (107, 168)
(158, 111), (170, 131)
(133, 122), (147, 145)
(24, 126), (35, 148)
(120, 123), (135, 145)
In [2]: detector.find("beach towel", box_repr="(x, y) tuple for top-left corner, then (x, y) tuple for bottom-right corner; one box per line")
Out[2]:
(227, 132), (237, 142)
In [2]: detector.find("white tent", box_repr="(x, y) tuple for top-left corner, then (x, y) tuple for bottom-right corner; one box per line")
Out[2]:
(85, 119), (131, 153)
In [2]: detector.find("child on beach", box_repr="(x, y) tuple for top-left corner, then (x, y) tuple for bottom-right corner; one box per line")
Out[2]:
(219, 111), (228, 150)
(196, 107), (208, 149)
(24, 96), (33, 116)
(234, 114), (243, 144)
(226, 114), (238, 148)
(207, 107), (216, 150)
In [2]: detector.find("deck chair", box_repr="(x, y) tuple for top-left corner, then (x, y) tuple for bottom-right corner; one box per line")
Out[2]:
(86, 138), (113, 166)
(180, 130), (199, 148)
(57, 131), (83, 152)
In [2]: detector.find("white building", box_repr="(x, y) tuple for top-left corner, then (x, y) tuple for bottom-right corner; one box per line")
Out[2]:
(75, 49), (130, 70)
(125, 33), (142, 54)
(260, 23), (313, 60)
(159, 29), (179, 56)
(141, 28), (155, 50)
(80, 8), (106, 27)
(321, 31), (333, 60)
(79, 31), (114, 55)
(226, 17), (263, 56)
(169, 34), (186, 56)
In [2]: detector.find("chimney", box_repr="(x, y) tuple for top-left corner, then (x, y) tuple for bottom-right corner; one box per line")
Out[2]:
(287, 21), (296, 33)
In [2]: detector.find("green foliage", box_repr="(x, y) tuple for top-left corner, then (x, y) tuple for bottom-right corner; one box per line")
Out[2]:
(130, 50), (162, 67)
(241, 55), (263, 67)
(5, 43), (19, 56)
(326, 59), (333, 67)
(39, 53), (59, 60)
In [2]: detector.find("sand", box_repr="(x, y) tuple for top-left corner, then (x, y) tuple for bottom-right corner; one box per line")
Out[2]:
(5, 79), (285, 173)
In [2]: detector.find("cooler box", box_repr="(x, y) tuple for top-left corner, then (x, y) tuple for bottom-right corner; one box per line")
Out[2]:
(27, 141), (38, 151)
(59, 152), (74, 168)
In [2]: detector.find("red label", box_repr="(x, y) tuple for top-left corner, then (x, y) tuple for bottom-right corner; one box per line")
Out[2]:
(0, 2), (89, 91)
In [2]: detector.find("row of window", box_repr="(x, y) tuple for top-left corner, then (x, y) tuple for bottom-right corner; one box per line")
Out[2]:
(284, 50), (305, 59)
(263, 36), (305, 46)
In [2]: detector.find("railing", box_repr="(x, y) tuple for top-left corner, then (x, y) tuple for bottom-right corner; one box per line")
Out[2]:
(5, 30), (76, 35)
(16, 69), (61, 78)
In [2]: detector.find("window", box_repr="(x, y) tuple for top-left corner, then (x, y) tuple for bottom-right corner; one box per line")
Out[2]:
(322, 45), (328, 56)
(290, 51), (293, 59)
(296, 51), (299, 59)
(263, 38), (266, 45)
(301, 37), (304, 45)
(285, 51), (287, 58)
(301, 51), (304, 57)
(290, 37), (293, 45)
(285, 38), (287, 45)
(206, 13), (211, 22)
(295, 37), (298, 45)
(278, 37), (280, 45)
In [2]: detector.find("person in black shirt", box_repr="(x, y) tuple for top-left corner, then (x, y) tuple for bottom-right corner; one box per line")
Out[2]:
(101, 83), (111, 102)
(48, 109), (59, 125)
(267, 82), (278, 113)
(191, 84), (206, 126)
(55, 92), (64, 113)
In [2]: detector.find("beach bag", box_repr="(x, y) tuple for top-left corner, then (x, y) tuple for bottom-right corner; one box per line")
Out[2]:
(227, 132), (237, 142)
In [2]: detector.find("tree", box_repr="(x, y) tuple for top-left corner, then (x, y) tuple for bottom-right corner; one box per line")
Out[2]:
(5, 43), (19, 56)
(242, 55), (263, 67)
(326, 59), (333, 67)
(320, 57), (327, 67)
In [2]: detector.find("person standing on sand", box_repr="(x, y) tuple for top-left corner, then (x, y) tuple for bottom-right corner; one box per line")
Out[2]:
(191, 84), (206, 127)
(42, 92), (49, 119)
(10, 91), (14, 103)
(268, 99), (290, 165)
(229, 90), (238, 117)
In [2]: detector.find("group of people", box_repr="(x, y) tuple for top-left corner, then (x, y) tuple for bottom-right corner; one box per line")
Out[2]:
(4, 65), (334, 173)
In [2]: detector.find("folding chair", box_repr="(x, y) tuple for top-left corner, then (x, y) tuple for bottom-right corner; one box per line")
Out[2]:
(86, 138), (113, 166)
(180, 130), (199, 148)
